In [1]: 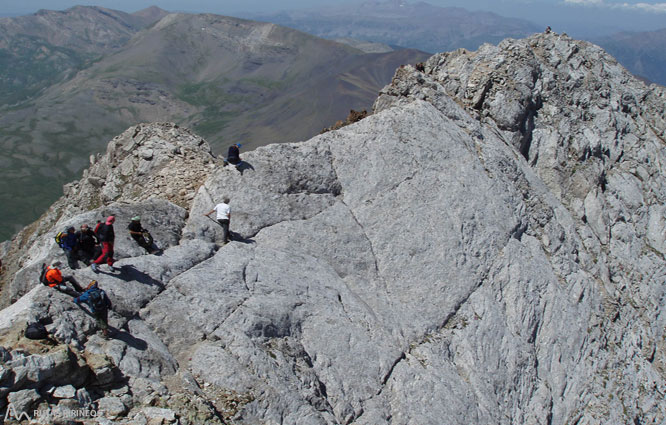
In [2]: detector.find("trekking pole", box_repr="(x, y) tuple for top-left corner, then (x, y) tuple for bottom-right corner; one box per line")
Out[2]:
(205, 215), (222, 227)
(205, 215), (235, 242)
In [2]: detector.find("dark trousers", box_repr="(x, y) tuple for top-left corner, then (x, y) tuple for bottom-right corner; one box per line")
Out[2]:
(64, 249), (79, 269)
(94, 309), (109, 331)
(63, 276), (83, 292)
(132, 234), (153, 252)
(53, 276), (83, 296)
(94, 242), (114, 266)
(217, 219), (230, 243)
(77, 248), (94, 266)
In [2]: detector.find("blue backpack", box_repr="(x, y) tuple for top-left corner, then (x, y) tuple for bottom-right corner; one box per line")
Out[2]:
(87, 287), (107, 312)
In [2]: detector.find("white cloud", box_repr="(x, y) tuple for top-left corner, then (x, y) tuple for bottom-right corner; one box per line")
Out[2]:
(563, 0), (603, 4)
(627, 2), (666, 12)
(563, 0), (666, 12)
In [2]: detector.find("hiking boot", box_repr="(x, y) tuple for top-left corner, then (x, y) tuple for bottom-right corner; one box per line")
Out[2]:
(91, 263), (99, 273)
(109, 265), (116, 272)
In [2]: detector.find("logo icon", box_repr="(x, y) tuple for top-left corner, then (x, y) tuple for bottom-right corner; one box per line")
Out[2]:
(4, 403), (33, 421)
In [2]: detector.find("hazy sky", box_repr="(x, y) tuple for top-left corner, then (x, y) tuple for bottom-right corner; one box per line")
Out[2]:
(1, 0), (665, 36)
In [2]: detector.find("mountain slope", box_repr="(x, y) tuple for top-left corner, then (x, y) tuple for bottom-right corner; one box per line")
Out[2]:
(0, 6), (166, 104)
(247, 0), (541, 53)
(595, 27), (666, 85)
(0, 8), (429, 241)
(0, 32), (664, 424)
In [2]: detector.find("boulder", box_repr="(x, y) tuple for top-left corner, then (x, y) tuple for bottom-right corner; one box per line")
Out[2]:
(52, 384), (77, 399)
(96, 395), (128, 419)
(6, 388), (41, 415)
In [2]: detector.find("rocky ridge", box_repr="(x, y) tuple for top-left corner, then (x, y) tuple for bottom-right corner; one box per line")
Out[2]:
(0, 32), (665, 424)
(0, 122), (220, 307)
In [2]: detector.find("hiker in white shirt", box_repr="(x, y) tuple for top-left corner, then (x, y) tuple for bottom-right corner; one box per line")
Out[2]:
(204, 197), (231, 243)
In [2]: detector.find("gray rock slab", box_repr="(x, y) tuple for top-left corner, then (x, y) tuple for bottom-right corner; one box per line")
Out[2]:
(52, 384), (77, 399)
(96, 395), (128, 419)
(6, 388), (41, 416)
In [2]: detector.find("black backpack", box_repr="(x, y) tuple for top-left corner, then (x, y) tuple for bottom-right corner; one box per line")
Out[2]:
(96, 224), (107, 242)
(39, 264), (49, 286)
(25, 322), (49, 340)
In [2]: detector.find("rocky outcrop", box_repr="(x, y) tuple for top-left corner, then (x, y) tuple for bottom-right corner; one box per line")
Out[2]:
(1, 32), (665, 424)
(0, 122), (221, 307)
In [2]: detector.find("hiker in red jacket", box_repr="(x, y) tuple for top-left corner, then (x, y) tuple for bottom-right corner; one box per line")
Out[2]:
(92, 216), (116, 273)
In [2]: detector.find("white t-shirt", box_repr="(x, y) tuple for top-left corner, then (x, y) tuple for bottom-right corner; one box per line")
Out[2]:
(213, 202), (230, 220)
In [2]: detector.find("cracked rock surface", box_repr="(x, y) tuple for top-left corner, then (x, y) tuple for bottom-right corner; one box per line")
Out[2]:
(1, 32), (666, 424)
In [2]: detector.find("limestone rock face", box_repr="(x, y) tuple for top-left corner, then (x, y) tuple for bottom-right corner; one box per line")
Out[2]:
(1, 33), (665, 424)
(0, 122), (221, 307)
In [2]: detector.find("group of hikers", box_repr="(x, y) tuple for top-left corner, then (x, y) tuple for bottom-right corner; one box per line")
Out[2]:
(40, 214), (155, 338)
(56, 215), (156, 272)
(33, 144), (244, 339)
(39, 262), (112, 338)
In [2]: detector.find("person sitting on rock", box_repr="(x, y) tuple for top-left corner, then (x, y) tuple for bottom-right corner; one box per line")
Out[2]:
(128, 216), (156, 254)
(76, 223), (99, 266)
(225, 143), (242, 166)
(204, 197), (232, 244)
(74, 280), (112, 338)
(39, 261), (83, 294)
(61, 226), (80, 269)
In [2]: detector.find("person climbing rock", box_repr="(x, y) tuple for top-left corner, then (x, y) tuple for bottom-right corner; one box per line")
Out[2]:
(92, 216), (116, 273)
(204, 197), (232, 244)
(39, 261), (83, 293)
(74, 280), (112, 338)
(61, 226), (80, 269)
(128, 216), (155, 254)
(225, 143), (242, 166)
(76, 223), (99, 266)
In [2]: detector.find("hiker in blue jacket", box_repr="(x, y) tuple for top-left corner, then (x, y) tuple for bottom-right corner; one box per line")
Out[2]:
(74, 281), (112, 338)
(61, 226), (80, 269)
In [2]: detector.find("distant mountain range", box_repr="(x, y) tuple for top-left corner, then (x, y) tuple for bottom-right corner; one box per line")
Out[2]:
(249, 0), (666, 87)
(594, 28), (666, 86)
(0, 6), (429, 240)
(248, 0), (542, 53)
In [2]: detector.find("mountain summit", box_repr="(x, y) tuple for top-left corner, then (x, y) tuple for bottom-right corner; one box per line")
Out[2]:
(0, 32), (665, 424)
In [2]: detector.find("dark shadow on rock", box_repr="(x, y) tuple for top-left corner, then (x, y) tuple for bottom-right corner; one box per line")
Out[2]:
(112, 330), (148, 351)
(235, 161), (254, 175)
(117, 265), (164, 289)
(229, 231), (255, 245)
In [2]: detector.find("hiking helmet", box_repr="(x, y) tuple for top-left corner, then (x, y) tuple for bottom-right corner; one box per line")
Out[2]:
(235, 143), (241, 148)
(131, 216), (141, 221)
(106, 216), (115, 224)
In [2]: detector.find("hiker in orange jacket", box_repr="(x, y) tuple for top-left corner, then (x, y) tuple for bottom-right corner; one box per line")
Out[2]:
(40, 261), (83, 293)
